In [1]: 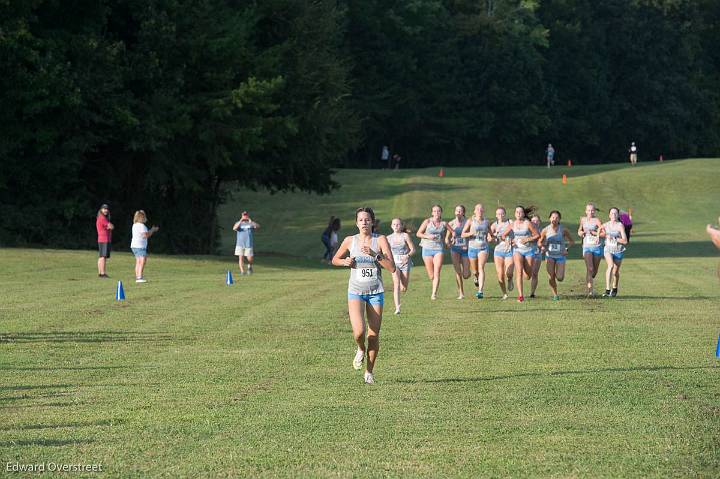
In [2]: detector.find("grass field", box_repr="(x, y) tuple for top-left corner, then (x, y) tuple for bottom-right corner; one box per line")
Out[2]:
(2, 159), (719, 477)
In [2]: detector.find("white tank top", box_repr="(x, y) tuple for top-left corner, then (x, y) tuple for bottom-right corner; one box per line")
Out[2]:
(581, 218), (602, 247)
(348, 234), (384, 295)
(603, 221), (625, 254)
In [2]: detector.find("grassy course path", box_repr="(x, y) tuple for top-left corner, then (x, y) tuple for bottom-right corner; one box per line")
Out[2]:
(1, 159), (719, 476)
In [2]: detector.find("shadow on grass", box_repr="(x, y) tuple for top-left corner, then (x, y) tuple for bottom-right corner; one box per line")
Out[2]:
(0, 366), (137, 371)
(0, 331), (177, 344)
(0, 439), (94, 447)
(396, 365), (716, 384)
(0, 401), (89, 410)
(0, 419), (121, 432)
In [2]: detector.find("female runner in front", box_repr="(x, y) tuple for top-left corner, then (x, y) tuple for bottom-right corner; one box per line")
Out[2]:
(332, 207), (396, 385)
(538, 210), (575, 300)
(387, 218), (416, 315)
(446, 205), (471, 299)
(600, 207), (628, 297)
(416, 205), (447, 300)
(578, 203), (603, 296)
(461, 203), (491, 299)
(529, 214), (543, 298)
(502, 206), (540, 302)
(490, 207), (514, 299)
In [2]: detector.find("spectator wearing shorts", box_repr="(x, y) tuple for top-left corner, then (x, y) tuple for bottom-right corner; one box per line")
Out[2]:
(233, 211), (259, 275)
(131, 210), (159, 283)
(96, 204), (114, 278)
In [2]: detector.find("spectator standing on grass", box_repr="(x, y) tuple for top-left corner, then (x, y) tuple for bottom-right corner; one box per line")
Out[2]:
(131, 210), (159, 283)
(629, 142), (638, 165)
(233, 211), (259, 275)
(380, 145), (390, 169)
(708, 218), (720, 280)
(392, 153), (402, 170)
(96, 204), (114, 278)
(546, 144), (555, 168)
(321, 216), (341, 264)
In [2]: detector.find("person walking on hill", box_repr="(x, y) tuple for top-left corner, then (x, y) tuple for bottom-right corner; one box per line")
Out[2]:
(233, 211), (259, 275)
(380, 145), (390, 169)
(332, 207), (396, 385)
(131, 210), (159, 283)
(546, 144), (555, 168)
(96, 204), (114, 278)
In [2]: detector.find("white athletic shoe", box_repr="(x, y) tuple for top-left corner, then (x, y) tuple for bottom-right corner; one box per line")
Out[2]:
(136, 277), (147, 283)
(502, 294), (508, 300)
(430, 293), (437, 301)
(394, 306), (401, 315)
(352, 349), (364, 370)
(364, 371), (375, 385)
(456, 294), (464, 300)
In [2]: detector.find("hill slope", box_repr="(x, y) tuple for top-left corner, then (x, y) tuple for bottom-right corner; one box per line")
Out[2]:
(219, 159), (719, 258)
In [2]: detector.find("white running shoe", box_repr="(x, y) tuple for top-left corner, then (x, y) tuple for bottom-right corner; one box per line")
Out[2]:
(456, 294), (464, 300)
(136, 277), (147, 283)
(352, 349), (364, 370)
(364, 371), (375, 385)
(502, 294), (508, 300)
(430, 294), (437, 301)
(394, 306), (401, 315)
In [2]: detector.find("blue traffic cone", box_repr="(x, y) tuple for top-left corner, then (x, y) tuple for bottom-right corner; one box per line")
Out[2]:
(226, 270), (234, 286)
(115, 280), (125, 301)
(716, 334), (720, 358)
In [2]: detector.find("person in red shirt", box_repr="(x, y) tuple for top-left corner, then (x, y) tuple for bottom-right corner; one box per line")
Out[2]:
(96, 204), (114, 277)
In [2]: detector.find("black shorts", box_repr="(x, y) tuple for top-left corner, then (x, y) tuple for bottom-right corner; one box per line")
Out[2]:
(98, 242), (111, 258)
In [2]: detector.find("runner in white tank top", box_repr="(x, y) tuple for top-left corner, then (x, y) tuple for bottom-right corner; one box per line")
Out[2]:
(577, 203), (604, 297)
(538, 210), (575, 300)
(416, 205), (448, 300)
(461, 203), (491, 299)
(502, 205), (540, 302)
(529, 214), (543, 298)
(490, 207), (514, 299)
(332, 207), (396, 385)
(446, 205), (471, 300)
(600, 207), (628, 297)
(387, 218), (416, 315)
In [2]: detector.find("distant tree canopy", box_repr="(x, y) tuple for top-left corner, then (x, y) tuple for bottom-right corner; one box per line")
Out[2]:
(1, 0), (719, 252)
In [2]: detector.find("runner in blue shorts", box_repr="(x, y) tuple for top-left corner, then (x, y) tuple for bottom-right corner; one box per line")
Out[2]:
(447, 205), (470, 299)
(600, 207), (628, 297)
(387, 218), (416, 315)
(529, 214), (543, 298)
(578, 203), (604, 296)
(539, 210), (575, 300)
(416, 205), (447, 300)
(461, 203), (491, 299)
(503, 205), (540, 302)
(490, 207), (514, 299)
(332, 207), (396, 385)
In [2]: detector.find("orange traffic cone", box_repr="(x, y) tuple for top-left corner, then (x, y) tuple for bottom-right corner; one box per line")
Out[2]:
(438, 168), (445, 177)
(562, 174), (567, 185)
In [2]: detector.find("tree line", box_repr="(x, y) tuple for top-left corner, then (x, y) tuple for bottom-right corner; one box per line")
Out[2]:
(1, 0), (718, 253)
